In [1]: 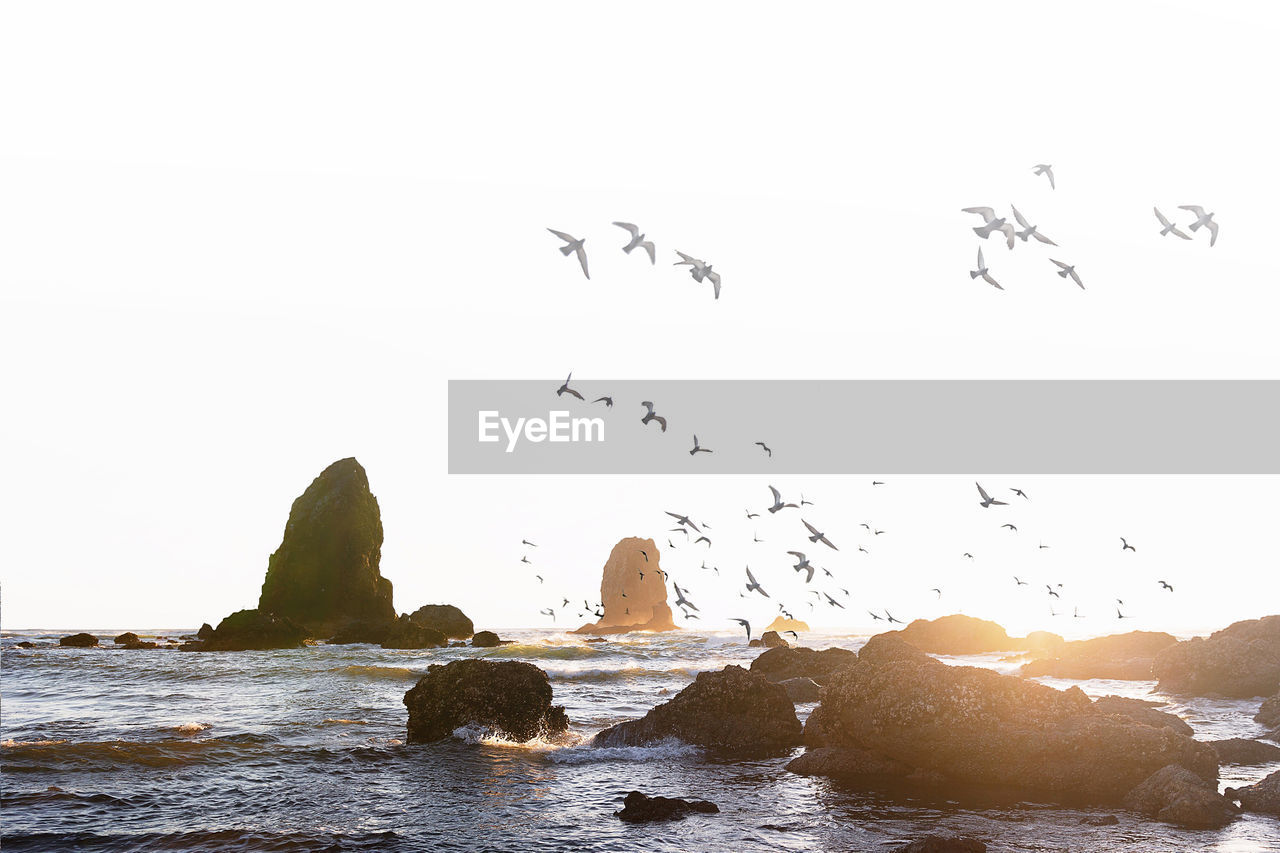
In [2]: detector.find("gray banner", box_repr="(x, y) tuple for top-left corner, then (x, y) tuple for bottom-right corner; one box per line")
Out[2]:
(448, 380), (1280, 475)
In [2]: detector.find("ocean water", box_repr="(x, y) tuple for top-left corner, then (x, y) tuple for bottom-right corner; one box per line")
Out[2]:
(2, 629), (1277, 852)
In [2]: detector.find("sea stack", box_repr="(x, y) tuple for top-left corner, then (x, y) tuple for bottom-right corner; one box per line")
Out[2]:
(257, 458), (395, 636)
(573, 537), (677, 634)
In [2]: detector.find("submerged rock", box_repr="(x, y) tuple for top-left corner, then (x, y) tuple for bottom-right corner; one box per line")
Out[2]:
(380, 614), (447, 650)
(472, 630), (512, 647)
(403, 659), (568, 744)
(257, 457), (395, 637)
(886, 614), (1018, 655)
(749, 646), (857, 685)
(114, 632), (140, 645)
(1229, 768), (1280, 816)
(407, 604), (474, 639)
(1123, 764), (1238, 828)
(16, 641), (35, 648)
(593, 665), (802, 750)
(59, 633), (98, 647)
(614, 791), (719, 822)
(1092, 695), (1192, 737)
(1209, 738), (1280, 765)
(1153, 615), (1280, 698)
(890, 837), (987, 853)
(1257, 691), (1280, 727)
(187, 609), (311, 651)
(1020, 631), (1177, 681)
(572, 537), (676, 634)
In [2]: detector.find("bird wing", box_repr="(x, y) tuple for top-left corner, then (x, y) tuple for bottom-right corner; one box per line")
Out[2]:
(982, 273), (1003, 290)
(707, 270), (721, 299)
(976, 482), (992, 502)
(654, 415), (667, 432)
(1032, 231), (1058, 246)
(819, 535), (838, 551)
(565, 387), (584, 400)
(1068, 268), (1084, 289)
(1050, 259), (1070, 270)
(1206, 220), (1219, 246)
(745, 567), (758, 585)
(612, 221), (640, 238)
(1011, 205), (1031, 230)
(1154, 207), (1172, 228)
(1047, 170), (1055, 189)
(976, 246), (985, 268)
(787, 551), (806, 560)
(1179, 205), (1208, 218)
(803, 566), (814, 583)
(641, 241), (656, 263)
(769, 485), (782, 505)
(673, 251), (700, 266)
(999, 223), (1015, 249)
(641, 401), (655, 415)
(574, 245), (589, 279)
(1171, 226), (1192, 240)
(962, 207), (997, 223)
(547, 228), (576, 243)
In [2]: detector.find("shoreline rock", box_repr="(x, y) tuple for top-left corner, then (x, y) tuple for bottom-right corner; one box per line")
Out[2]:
(59, 633), (98, 648)
(1257, 691), (1280, 727)
(183, 609), (311, 651)
(1208, 738), (1280, 765)
(891, 837), (987, 853)
(1092, 695), (1193, 737)
(884, 614), (1019, 655)
(1123, 764), (1238, 828)
(407, 604), (474, 640)
(749, 646), (857, 685)
(403, 659), (568, 744)
(614, 791), (718, 822)
(1153, 615), (1280, 698)
(1020, 631), (1177, 681)
(1228, 768), (1280, 816)
(573, 537), (676, 634)
(379, 614), (447, 650)
(471, 630), (513, 648)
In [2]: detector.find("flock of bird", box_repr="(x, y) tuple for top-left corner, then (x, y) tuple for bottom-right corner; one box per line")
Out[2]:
(547, 223), (722, 299)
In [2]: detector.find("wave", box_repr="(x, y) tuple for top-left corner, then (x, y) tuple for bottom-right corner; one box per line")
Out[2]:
(547, 737), (702, 765)
(1, 734), (277, 772)
(164, 722), (212, 735)
(320, 718), (370, 726)
(449, 724), (586, 752)
(332, 664), (419, 681)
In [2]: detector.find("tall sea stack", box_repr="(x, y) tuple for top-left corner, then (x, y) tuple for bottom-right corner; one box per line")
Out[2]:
(258, 458), (395, 635)
(574, 537), (677, 634)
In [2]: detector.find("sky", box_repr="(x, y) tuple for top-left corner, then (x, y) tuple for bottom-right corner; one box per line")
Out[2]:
(2, 2), (1279, 633)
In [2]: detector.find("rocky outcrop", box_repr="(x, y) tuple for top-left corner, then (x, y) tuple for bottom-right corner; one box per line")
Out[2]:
(1229, 769), (1280, 816)
(593, 665), (802, 750)
(327, 619), (392, 645)
(787, 746), (929, 781)
(185, 609), (311, 651)
(1153, 616), (1280, 698)
(779, 677), (822, 702)
(471, 630), (512, 647)
(573, 538), (676, 634)
(1022, 630), (1066, 656)
(759, 631), (789, 649)
(16, 641), (35, 648)
(407, 604), (474, 639)
(1208, 738), (1280, 765)
(197, 623), (214, 640)
(1020, 631), (1176, 681)
(380, 615), (447, 649)
(886, 614), (1018, 655)
(114, 632), (140, 645)
(765, 616), (809, 634)
(1123, 764), (1238, 828)
(750, 646), (857, 685)
(402, 659), (568, 743)
(614, 791), (719, 822)
(1257, 691), (1280, 727)
(795, 635), (1219, 803)
(1093, 695), (1192, 737)
(59, 633), (98, 647)
(257, 458), (395, 637)
(891, 837), (987, 853)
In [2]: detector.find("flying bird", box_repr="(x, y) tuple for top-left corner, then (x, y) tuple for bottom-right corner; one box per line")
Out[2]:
(1153, 207), (1192, 240)
(673, 583), (699, 611)
(802, 519), (838, 551)
(694, 535), (712, 547)
(963, 552), (974, 560)
(872, 480), (885, 486)
(767, 485), (798, 514)
(970, 246), (1003, 290)
(800, 494), (814, 506)
(612, 221), (656, 263)
(962, 207), (1016, 249)
(665, 511), (701, 532)
(556, 372), (584, 400)
(1050, 259), (1085, 290)
(885, 611), (903, 625)
(640, 401), (667, 432)
(1121, 538), (1136, 552)
(868, 610), (884, 621)
(1178, 206), (1219, 246)
(689, 435), (712, 456)
(592, 396), (614, 408)
(638, 549), (649, 562)
(730, 618), (752, 643)
(521, 555), (531, 565)
(539, 608), (555, 621)
(1033, 164), (1055, 190)
(1014, 576), (1027, 586)
(547, 229), (589, 278)
(1002, 523), (1018, 532)
(976, 482), (1008, 508)
(788, 551), (815, 583)
(824, 593), (845, 609)
(1010, 488), (1029, 500)
(1011, 205), (1058, 245)
(1117, 606), (1131, 620)
(1046, 585), (1060, 598)
(1159, 580), (1174, 592)
(746, 509), (760, 519)
(931, 588), (942, 599)
(745, 566), (770, 598)
(755, 442), (772, 457)
(674, 251), (722, 300)
(535, 575), (543, 584)
(522, 539), (538, 547)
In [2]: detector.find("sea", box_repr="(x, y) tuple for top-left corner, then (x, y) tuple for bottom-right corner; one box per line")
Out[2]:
(2, 629), (1277, 852)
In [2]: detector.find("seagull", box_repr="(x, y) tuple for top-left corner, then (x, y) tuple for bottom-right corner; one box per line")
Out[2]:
(858, 546), (870, 554)
(592, 396), (614, 408)
(963, 552), (975, 560)
(674, 251), (722, 299)
(872, 481), (885, 486)
(824, 593), (845, 609)
(1014, 576), (1027, 586)
(970, 246), (1003, 290)
(821, 567), (833, 578)
(745, 566), (770, 598)
(752, 533), (764, 543)
(976, 482), (1008, 508)
(868, 610), (884, 621)
(1010, 488), (1029, 500)
(1121, 538), (1136, 552)
(669, 527), (690, 537)
(1033, 164), (1055, 190)
(962, 207), (1016, 249)
(1153, 207), (1192, 240)
(931, 588), (942, 599)
(1046, 585), (1060, 598)
(547, 229), (589, 278)
(689, 435), (712, 456)
(556, 372), (584, 400)
(802, 519), (838, 551)
(535, 575), (544, 584)
(539, 608), (555, 621)
(639, 549), (649, 562)
(664, 512), (701, 532)
(522, 539), (538, 547)
(1158, 580), (1174, 592)
(788, 551), (815, 583)
(612, 221), (656, 263)
(673, 583), (699, 611)
(694, 535), (712, 547)
(1179, 206), (1219, 246)
(730, 618), (752, 643)
(1002, 523), (1018, 532)
(745, 509), (760, 520)
(1039, 543), (1050, 550)
(1050, 259), (1084, 290)
(885, 611), (903, 624)
(800, 494), (815, 506)
(767, 485), (798, 514)
(1011, 205), (1058, 245)
(520, 555), (532, 565)
(755, 442), (772, 457)
(784, 630), (799, 640)
(640, 401), (667, 432)
(1117, 606), (1131, 620)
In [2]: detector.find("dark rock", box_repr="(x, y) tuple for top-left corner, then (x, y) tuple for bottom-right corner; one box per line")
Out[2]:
(257, 457), (395, 637)
(1209, 738), (1280, 765)
(614, 790), (718, 822)
(748, 639), (761, 647)
(585, 638), (607, 644)
(16, 641), (35, 648)
(786, 746), (923, 780)
(1153, 615), (1280, 698)
(1123, 764), (1238, 828)
(760, 630), (789, 649)
(402, 659), (568, 743)
(1257, 691), (1280, 727)
(114, 632), (140, 645)
(472, 630), (512, 647)
(856, 633), (934, 666)
(1093, 695), (1193, 736)
(1081, 814), (1120, 826)
(890, 836), (987, 853)
(593, 665), (802, 750)
(122, 640), (159, 649)
(1230, 768), (1280, 816)
(750, 645), (857, 685)
(449, 641), (467, 648)
(189, 608), (311, 651)
(59, 633), (98, 647)
(779, 677), (822, 703)
(328, 619), (391, 645)
(380, 614), (447, 650)
(197, 623), (214, 640)
(887, 614), (1017, 655)
(1021, 631), (1176, 681)
(407, 604), (474, 639)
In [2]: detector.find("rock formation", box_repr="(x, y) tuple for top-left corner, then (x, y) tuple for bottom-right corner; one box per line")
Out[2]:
(1123, 764), (1238, 828)
(1020, 631), (1177, 680)
(1229, 768), (1280, 816)
(407, 604), (474, 639)
(573, 537), (676, 634)
(753, 631), (788, 649)
(1153, 615), (1280, 697)
(59, 633), (98, 647)
(114, 632), (140, 645)
(184, 609), (311, 651)
(614, 791), (719, 822)
(402, 659), (568, 743)
(885, 614), (1019, 655)
(1092, 695), (1192, 737)
(765, 616), (810, 634)
(1208, 738), (1280, 765)
(471, 630), (512, 647)
(779, 677), (822, 702)
(750, 646), (857, 685)
(380, 614), (447, 649)
(257, 458), (395, 636)
(593, 665), (802, 750)
(1257, 691), (1280, 727)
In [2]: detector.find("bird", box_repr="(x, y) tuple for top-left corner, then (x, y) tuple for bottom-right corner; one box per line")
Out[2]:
(1039, 543), (1050, 550)
(931, 588), (942, 599)
(1011, 205), (1058, 245)
(821, 567), (834, 578)
(694, 535), (712, 547)
(1014, 576), (1027, 586)
(637, 570), (644, 580)
(745, 566), (770, 598)
(520, 555), (532, 565)
(885, 611), (903, 624)
(767, 485), (798, 514)
(689, 435), (712, 456)
(874, 529), (885, 536)
(535, 575), (544, 584)
(669, 527), (690, 537)
(562, 598), (570, 607)
(640, 401), (667, 432)
(970, 246), (1003, 290)
(522, 539), (538, 547)
(976, 482), (1008, 508)
(667, 538), (677, 549)
(539, 608), (555, 621)
(674, 251), (722, 299)
(1046, 584), (1059, 598)
(1033, 164), (1055, 190)
(752, 533), (764, 543)
(1121, 538), (1136, 552)
(547, 229), (589, 278)
(824, 593), (845, 609)
(1073, 606), (1084, 619)
(858, 546), (870, 554)
(673, 583), (699, 611)
(730, 618), (752, 643)
(1158, 580), (1174, 592)
(1050, 259), (1084, 290)
(784, 630), (799, 640)
(665, 512), (701, 532)
(1153, 207), (1192, 240)
(800, 494), (815, 506)
(1117, 606), (1131, 620)
(639, 549), (649, 562)
(592, 395), (614, 408)
(1179, 206), (1219, 246)
(802, 519), (838, 551)
(788, 551), (815, 583)
(1010, 488), (1029, 500)
(612, 221), (656, 263)
(963, 552), (975, 560)
(962, 207), (1016, 249)
(1002, 523), (1018, 532)
(755, 442), (772, 457)
(872, 480), (885, 486)
(868, 610), (885, 621)
(556, 372), (584, 400)
(745, 509), (760, 520)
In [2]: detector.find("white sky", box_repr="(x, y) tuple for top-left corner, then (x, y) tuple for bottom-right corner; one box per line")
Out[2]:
(2, 2), (1278, 632)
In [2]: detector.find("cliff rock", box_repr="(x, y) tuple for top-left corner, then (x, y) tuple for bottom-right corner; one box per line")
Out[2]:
(1153, 615), (1280, 698)
(407, 604), (474, 639)
(886, 614), (1018, 655)
(573, 537), (676, 634)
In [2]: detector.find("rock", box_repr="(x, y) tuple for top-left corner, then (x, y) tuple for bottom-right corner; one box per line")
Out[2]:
(1123, 764), (1238, 828)
(59, 633), (98, 647)
(890, 836), (987, 853)
(196, 623), (214, 640)
(402, 659), (568, 744)
(380, 614), (447, 650)
(585, 638), (608, 644)
(1258, 691), (1280, 727)
(1022, 630), (1067, 656)
(1021, 631), (1177, 681)
(1153, 615), (1280, 698)
(614, 791), (718, 822)
(472, 630), (513, 647)
(1230, 768), (1280, 816)
(1081, 814), (1119, 826)
(1093, 695), (1193, 736)
(449, 641), (467, 648)
(786, 746), (923, 780)
(17, 641), (35, 648)
(327, 619), (391, 645)
(572, 537), (676, 634)
(188, 608), (311, 651)
(886, 614), (1018, 655)
(122, 640), (159, 649)
(799, 642), (1219, 803)
(257, 458), (395, 637)
(593, 665), (802, 751)
(406, 604), (474, 639)
(748, 639), (761, 647)
(749, 646), (858, 685)
(779, 677), (822, 703)
(114, 632), (140, 645)
(765, 616), (810, 634)
(759, 631), (789, 649)
(1208, 738), (1280, 765)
